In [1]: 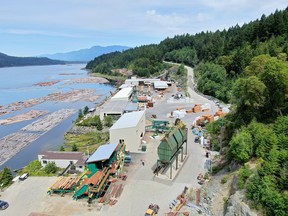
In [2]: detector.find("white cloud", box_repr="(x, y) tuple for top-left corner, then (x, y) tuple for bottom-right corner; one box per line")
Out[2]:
(196, 13), (211, 22)
(2, 29), (85, 38)
(0, 0), (287, 55)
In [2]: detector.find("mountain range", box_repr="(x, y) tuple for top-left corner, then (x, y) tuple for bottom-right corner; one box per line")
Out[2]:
(42, 45), (130, 62)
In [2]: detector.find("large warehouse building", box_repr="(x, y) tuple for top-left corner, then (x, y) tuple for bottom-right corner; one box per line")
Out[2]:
(111, 87), (133, 101)
(109, 111), (146, 152)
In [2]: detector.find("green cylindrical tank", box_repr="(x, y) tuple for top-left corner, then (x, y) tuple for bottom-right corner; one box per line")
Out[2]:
(157, 126), (187, 163)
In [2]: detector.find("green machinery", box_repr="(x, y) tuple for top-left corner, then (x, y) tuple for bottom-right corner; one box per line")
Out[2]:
(146, 119), (170, 136)
(73, 142), (125, 201)
(156, 119), (187, 179)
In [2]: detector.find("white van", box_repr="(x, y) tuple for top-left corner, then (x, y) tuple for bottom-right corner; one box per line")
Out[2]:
(19, 173), (29, 181)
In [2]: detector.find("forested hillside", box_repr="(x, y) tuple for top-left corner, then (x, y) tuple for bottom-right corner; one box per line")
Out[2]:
(0, 52), (65, 67)
(87, 8), (288, 215)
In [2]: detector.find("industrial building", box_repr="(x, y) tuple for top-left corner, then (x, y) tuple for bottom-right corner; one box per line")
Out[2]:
(156, 120), (188, 179)
(48, 142), (126, 199)
(109, 111), (146, 152)
(99, 100), (128, 120)
(154, 80), (169, 89)
(125, 77), (161, 86)
(124, 102), (139, 113)
(111, 87), (133, 101)
(38, 151), (86, 172)
(73, 142), (125, 200)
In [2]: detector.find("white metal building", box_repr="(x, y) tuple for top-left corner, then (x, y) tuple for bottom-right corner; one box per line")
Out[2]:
(38, 151), (86, 172)
(125, 77), (161, 86)
(99, 100), (128, 120)
(154, 80), (168, 89)
(111, 87), (133, 101)
(109, 110), (146, 152)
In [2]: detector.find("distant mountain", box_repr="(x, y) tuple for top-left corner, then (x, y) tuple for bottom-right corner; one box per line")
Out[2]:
(42, 45), (131, 62)
(0, 52), (65, 68)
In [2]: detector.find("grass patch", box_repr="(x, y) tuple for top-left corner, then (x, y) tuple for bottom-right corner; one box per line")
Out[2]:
(64, 131), (109, 154)
(17, 160), (61, 177)
(90, 72), (126, 82)
(221, 176), (228, 184)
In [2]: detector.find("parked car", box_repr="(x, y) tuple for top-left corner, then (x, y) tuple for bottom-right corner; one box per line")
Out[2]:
(0, 200), (9, 210)
(19, 173), (29, 181)
(124, 155), (132, 164)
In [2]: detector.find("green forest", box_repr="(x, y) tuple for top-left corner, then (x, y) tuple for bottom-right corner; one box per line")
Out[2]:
(87, 8), (288, 215)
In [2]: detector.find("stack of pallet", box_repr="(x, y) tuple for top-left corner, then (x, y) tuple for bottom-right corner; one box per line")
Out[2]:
(215, 109), (226, 118)
(196, 116), (206, 125)
(50, 176), (81, 190)
(193, 104), (201, 113)
(202, 114), (214, 123)
(202, 108), (210, 112)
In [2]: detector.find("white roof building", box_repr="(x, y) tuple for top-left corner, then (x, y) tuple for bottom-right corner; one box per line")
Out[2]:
(111, 87), (133, 101)
(38, 151), (87, 172)
(154, 81), (168, 89)
(87, 143), (118, 163)
(99, 100), (128, 120)
(109, 111), (146, 152)
(125, 78), (161, 86)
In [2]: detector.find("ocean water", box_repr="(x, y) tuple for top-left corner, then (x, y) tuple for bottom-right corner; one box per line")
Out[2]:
(0, 64), (115, 171)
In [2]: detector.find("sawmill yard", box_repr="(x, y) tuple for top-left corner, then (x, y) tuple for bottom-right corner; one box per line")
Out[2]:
(0, 73), (222, 216)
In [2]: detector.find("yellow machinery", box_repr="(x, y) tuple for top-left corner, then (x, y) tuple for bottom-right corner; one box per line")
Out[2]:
(145, 204), (159, 215)
(145, 209), (155, 216)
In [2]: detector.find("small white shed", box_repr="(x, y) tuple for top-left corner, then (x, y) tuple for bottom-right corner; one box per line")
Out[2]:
(109, 111), (146, 152)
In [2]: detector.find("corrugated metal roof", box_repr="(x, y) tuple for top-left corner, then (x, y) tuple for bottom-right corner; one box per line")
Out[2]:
(102, 100), (128, 112)
(154, 81), (168, 89)
(110, 110), (145, 130)
(40, 151), (84, 160)
(124, 102), (139, 112)
(87, 143), (118, 163)
(125, 78), (160, 83)
(111, 87), (133, 100)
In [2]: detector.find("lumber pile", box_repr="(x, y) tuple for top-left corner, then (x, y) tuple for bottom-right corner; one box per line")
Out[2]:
(202, 114), (214, 123)
(192, 104), (201, 113)
(51, 176), (81, 190)
(214, 109), (226, 118)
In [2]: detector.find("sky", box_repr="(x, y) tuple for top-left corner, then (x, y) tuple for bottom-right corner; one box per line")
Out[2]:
(0, 0), (287, 57)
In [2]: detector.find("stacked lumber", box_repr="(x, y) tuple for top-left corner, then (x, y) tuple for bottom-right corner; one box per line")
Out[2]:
(51, 176), (81, 190)
(193, 104), (201, 113)
(115, 184), (124, 198)
(137, 96), (147, 102)
(202, 114), (214, 123)
(214, 109), (226, 118)
(147, 101), (154, 107)
(196, 117), (205, 125)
